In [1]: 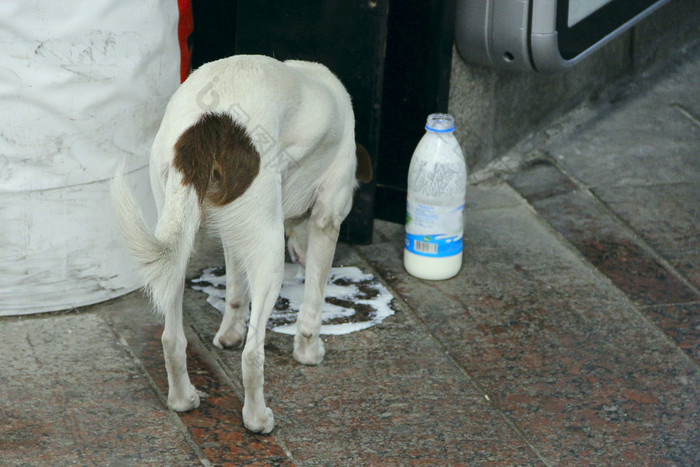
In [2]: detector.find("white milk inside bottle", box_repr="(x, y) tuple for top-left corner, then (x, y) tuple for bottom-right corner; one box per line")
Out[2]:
(404, 113), (467, 280)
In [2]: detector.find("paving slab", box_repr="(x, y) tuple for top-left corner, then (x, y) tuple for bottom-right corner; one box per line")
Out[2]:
(183, 238), (545, 466)
(353, 191), (699, 465)
(0, 313), (202, 466)
(511, 175), (699, 307)
(593, 182), (700, 289)
(101, 291), (293, 466)
(546, 42), (700, 189)
(508, 41), (700, 365)
(495, 39), (700, 463)
(531, 42), (700, 302)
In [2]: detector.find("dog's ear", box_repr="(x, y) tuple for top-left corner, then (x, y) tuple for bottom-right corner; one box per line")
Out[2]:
(355, 143), (373, 184)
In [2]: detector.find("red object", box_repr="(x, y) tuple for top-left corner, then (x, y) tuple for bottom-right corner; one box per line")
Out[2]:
(178, 0), (194, 82)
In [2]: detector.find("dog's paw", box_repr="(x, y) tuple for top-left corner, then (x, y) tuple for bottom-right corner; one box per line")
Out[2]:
(293, 334), (325, 365)
(213, 328), (245, 349)
(243, 406), (275, 434)
(168, 384), (201, 412)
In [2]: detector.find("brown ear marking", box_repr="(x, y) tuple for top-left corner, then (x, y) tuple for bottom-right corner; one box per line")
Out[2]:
(355, 142), (373, 184)
(173, 112), (260, 206)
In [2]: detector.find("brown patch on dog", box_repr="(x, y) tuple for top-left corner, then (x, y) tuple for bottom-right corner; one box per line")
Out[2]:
(355, 143), (373, 183)
(173, 112), (260, 206)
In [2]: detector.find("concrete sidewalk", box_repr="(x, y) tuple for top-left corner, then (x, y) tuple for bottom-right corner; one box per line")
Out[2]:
(2, 43), (698, 465)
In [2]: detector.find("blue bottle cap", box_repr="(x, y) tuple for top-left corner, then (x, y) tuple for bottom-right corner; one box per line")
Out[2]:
(425, 113), (455, 133)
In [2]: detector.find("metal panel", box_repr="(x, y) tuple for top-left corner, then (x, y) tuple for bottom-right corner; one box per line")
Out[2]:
(455, 0), (533, 71)
(456, 0), (673, 73)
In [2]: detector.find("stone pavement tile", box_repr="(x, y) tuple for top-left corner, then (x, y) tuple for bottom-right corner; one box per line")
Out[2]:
(466, 180), (529, 210)
(548, 99), (700, 188)
(634, 41), (700, 119)
(183, 243), (545, 466)
(674, 252), (700, 290)
(640, 303), (700, 362)
(592, 183), (700, 290)
(512, 178), (699, 306)
(510, 162), (700, 358)
(546, 44), (700, 189)
(0, 313), (201, 466)
(501, 159), (578, 202)
(354, 195), (699, 465)
(100, 292), (292, 466)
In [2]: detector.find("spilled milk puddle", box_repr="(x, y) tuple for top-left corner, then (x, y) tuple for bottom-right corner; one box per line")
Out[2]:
(190, 264), (396, 335)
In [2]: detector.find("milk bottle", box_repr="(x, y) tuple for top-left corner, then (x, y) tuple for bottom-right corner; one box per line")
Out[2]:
(404, 113), (467, 280)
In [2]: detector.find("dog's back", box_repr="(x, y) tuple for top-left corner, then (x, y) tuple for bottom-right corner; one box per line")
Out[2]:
(150, 56), (355, 213)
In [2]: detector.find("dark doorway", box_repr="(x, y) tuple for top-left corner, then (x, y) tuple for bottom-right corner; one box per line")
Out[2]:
(189, 0), (455, 242)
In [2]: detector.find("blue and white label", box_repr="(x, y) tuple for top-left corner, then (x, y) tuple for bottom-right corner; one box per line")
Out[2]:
(405, 196), (464, 258)
(405, 233), (463, 257)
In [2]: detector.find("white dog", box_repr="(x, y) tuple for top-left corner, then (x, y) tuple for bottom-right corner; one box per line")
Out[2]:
(112, 55), (371, 433)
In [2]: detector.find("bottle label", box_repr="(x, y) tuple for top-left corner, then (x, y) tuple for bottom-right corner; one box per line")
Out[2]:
(405, 198), (464, 258)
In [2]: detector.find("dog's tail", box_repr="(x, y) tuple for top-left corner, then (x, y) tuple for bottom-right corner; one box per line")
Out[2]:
(111, 164), (201, 315)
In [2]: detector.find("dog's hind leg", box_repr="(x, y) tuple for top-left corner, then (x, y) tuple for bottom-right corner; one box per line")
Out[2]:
(240, 219), (284, 433)
(153, 182), (201, 413)
(213, 241), (249, 349)
(215, 174), (284, 433)
(161, 281), (200, 412)
(113, 168), (202, 413)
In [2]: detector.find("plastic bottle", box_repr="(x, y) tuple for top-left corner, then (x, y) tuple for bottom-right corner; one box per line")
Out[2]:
(404, 113), (467, 280)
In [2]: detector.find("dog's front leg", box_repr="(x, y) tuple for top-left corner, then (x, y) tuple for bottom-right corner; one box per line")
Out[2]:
(162, 281), (200, 412)
(293, 213), (340, 365)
